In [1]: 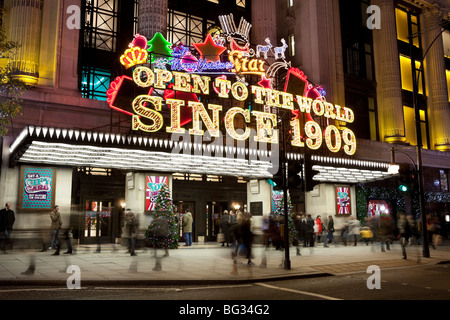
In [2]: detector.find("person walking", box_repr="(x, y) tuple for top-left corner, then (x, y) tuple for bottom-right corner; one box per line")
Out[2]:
(305, 214), (315, 247)
(231, 213), (255, 274)
(315, 215), (323, 243)
(49, 205), (62, 255)
(348, 217), (361, 246)
(220, 210), (231, 247)
(0, 202), (15, 253)
(379, 216), (394, 252)
(122, 209), (138, 256)
(293, 212), (303, 255)
(397, 213), (416, 259)
(182, 209), (193, 246)
(324, 215), (335, 247)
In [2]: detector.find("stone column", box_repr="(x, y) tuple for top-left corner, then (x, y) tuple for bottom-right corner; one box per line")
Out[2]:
(422, 4), (450, 152)
(138, 0), (168, 39)
(372, 0), (406, 143)
(7, 0), (43, 86)
(251, 0), (277, 57)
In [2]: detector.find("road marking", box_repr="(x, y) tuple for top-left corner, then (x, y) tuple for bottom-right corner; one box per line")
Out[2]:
(93, 284), (253, 291)
(255, 282), (342, 300)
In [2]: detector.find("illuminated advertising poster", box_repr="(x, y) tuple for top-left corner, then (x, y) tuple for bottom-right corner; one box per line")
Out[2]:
(20, 166), (55, 210)
(336, 186), (351, 215)
(271, 187), (283, 213)
(146, 176), (169, 212)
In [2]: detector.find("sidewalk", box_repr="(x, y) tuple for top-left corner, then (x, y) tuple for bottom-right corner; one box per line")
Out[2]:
(0, 240), (449, 286)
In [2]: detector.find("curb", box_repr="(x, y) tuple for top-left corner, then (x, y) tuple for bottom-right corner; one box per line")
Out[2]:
(0, 272), (334, 287)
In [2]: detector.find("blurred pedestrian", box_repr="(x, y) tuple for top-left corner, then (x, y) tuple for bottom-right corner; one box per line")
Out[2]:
(182, 209), (193, 246)
(122, 209), (138, 256)
(341, 218), (349, 246)
(0, 202), (15, 253)
(220, 210), (231, 247)
(315, 215), (323, 243)
(63, 227), (74, 254)
(324, 215), (335, 247)
(231, 213), (255, 274)
(379, 216), (394, 252)
(348, 217), (361, 246)
(293, 212), (302, 255)
(49, 205), (62, 255)
(305, 214), (315, 247)
(397, 212), (416, 259)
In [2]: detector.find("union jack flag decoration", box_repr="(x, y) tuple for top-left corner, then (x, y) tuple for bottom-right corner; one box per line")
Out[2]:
(146, 176), (169, 211)
(336, 186), (351, 215)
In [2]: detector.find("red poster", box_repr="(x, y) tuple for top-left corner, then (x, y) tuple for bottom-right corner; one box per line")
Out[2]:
(146, 176), (169, 211)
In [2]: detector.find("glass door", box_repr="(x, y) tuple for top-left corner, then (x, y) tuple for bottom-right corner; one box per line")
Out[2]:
(84, 200), (112, 243)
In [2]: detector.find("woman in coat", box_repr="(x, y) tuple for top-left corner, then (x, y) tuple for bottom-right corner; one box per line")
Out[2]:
(182, 210), (193, 246)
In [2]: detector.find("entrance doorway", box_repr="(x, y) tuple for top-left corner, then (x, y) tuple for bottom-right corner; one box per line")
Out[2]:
(174, 201), (195, 241)
(72, 168), (125, 245)
(206, 201), (228, 241)
(83, 200), (114, 243)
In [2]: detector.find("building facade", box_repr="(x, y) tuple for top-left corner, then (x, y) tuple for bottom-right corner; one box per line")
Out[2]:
(1, 0), (449, 246)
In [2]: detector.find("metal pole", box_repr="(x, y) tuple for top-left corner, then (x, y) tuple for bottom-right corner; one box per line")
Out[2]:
(409, 39), (430, 258)
(281, 113), (291, 270)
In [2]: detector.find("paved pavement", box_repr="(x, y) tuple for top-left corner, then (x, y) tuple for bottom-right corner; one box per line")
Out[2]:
(0, 240), (449, 286)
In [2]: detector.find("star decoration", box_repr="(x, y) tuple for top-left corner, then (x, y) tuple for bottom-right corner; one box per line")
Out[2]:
(257, 75), (272, 89)
(193, 34), (226, 62)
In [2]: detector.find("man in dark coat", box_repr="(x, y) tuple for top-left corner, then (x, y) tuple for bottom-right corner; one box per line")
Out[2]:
(0, 202), (15, 252)
(305, 214), (315, 247)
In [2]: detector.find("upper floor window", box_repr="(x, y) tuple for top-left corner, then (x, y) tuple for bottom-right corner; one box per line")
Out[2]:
(167, 10), (215, 46)
(289, 34), (295, 57)
(395, 8), (420, 48)
(84, 0), (119, 52)
(399, 55), (424, 94)
(80, 66), (111, 101)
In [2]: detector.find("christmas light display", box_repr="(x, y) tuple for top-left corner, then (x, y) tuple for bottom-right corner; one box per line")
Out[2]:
(108, 13), (359, 155)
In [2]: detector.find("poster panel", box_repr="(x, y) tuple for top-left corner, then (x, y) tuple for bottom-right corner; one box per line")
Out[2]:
(145, 175), (169, 212)
(336, 185), (351, 215)
(19, 166), (56, 210)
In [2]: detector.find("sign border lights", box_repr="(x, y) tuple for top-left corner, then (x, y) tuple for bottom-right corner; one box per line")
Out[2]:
(110, 15), (357, 156)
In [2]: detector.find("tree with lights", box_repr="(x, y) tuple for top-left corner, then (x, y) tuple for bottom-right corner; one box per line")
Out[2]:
(145, 184), (179, 249)
(272, 191), (297, 245)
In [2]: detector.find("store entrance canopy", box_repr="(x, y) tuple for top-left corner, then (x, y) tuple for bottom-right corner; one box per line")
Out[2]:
(9, 126), (396, 183)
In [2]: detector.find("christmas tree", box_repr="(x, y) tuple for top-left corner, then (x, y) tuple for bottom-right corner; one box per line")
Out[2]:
(145, 184), (179, 249)
(147, 32), (173, 64)
(273, 191), (297, 244)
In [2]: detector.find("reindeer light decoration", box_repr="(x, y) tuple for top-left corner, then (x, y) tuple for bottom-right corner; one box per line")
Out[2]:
(256, 38), (272, 59)
(274, 39), (288, 60)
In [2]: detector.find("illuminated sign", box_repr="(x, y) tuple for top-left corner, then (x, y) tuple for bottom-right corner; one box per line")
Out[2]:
(110, 15), (357, 156)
